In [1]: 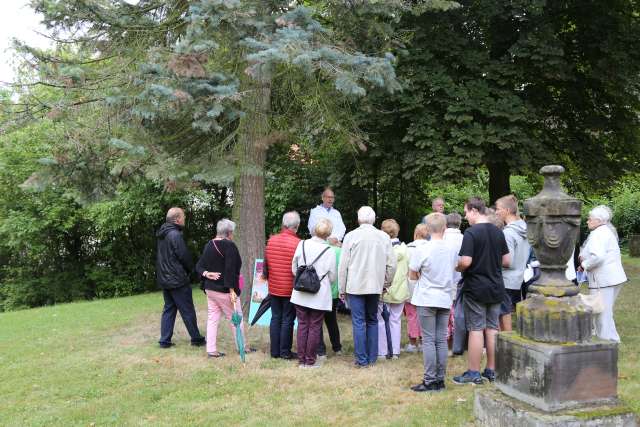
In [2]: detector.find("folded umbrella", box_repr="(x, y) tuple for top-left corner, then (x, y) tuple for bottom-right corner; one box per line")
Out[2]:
(230, 290), (246, 363)
(381, 302), (393, 359)
(250, 294), (272, 326)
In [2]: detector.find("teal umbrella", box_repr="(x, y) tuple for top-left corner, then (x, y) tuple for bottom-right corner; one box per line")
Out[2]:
(230, 290), (245, 363)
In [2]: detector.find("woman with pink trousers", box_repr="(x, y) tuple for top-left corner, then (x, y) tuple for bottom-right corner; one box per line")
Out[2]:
(404, 224), (429, 352)
(196, 218), (250, 358)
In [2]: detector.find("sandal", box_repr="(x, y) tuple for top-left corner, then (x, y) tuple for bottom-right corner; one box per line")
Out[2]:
(207, 351), (225, 358)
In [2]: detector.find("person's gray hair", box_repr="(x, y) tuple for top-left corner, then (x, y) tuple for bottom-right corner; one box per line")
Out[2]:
(216, 218), (236, 237)
(282, 211), (300, 230)
(589, 205), (619, 241)
(589, 205), (612, 223)
(166, 207), (184, 223)
(446, 212), (462, 229)
(357, 206), (376, 225)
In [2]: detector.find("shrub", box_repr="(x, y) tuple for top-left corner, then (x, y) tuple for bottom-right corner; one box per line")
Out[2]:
(611, 176), (640, 241)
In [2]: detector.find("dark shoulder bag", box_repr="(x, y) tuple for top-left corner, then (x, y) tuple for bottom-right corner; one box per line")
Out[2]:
(293, 241), (330, 294)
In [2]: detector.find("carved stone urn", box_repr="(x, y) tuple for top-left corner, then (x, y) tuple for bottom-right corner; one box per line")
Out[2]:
(517, 165), (591, 343)
(523, 165), (581, 298)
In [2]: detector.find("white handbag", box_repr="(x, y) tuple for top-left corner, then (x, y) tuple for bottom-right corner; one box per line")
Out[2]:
(579, 277), (605, 314)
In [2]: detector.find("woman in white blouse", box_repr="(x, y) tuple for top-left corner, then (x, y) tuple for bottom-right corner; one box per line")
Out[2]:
(291, 219), (337, 367)
(579, 205), (627, 342)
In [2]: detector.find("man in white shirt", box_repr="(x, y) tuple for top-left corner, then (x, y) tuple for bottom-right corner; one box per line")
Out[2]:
(308, 187), (346, 246)
(444, 212), (466, 356)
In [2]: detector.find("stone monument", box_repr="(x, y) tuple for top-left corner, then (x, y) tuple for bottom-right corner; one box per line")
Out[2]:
(474, 165), (638, 427)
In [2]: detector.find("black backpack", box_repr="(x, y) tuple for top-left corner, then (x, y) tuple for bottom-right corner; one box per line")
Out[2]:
(293, 241), (330, 294)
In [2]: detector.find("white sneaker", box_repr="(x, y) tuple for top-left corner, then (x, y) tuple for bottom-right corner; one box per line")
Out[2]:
(404, 344), (418, 353)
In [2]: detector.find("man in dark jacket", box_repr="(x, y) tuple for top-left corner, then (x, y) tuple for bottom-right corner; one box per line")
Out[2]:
(156, 207), (205, 348)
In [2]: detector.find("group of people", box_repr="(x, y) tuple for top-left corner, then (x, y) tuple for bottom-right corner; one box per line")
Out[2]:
(155, 187), (627, 392)
(156, 209), (253, 357)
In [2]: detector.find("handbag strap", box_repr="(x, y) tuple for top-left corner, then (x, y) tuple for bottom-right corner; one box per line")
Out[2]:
(212, 239), (224, 258)
(302, 240), (307, 265)
(308, 244), (330, 267)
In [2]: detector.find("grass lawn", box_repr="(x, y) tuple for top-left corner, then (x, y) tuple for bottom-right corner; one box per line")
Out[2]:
(1, 258), (639, 426)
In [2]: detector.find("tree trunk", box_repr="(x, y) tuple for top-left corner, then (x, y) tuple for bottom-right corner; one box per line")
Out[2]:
(233, 80), (270, 317)
(487, 160), (511, 205)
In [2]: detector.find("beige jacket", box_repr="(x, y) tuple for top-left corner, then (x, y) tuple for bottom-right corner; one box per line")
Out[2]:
(338, 224), (397, 295)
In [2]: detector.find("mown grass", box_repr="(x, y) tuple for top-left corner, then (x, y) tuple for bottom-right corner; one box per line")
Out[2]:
(1, 258), (639, 426)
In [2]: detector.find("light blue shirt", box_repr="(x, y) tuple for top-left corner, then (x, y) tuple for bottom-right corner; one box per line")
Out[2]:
(308, 204), (346, 240)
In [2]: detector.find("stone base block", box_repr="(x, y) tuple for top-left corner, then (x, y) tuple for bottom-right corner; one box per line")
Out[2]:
(496, 332), (618, 411)
(516, 294), (592, 343)
(475, 388), (638, 427)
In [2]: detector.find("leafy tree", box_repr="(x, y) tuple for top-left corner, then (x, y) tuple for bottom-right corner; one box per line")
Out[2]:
(354, 0), (640, 203)
(0, 117), (232, 311)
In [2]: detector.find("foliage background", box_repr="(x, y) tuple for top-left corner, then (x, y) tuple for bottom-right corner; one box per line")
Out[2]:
(1, 0), (639, 311)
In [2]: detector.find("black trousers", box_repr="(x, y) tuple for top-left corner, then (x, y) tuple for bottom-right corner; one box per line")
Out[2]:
(269, 294), (296, 357)
(159, 285), (204, 345)
(318, 298), (342, 354)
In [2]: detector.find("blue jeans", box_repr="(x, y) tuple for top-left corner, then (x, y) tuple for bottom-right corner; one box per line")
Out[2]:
(269, 294), (296, 357)
(348, 294), (379, 366)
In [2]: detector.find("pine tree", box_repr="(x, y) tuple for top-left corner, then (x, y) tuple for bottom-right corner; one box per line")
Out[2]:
(12, 0), (401, 311)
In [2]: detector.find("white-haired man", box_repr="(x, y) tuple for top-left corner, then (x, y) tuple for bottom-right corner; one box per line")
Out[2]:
(308, 187), (346, 246)
(339, 206), (397, 367)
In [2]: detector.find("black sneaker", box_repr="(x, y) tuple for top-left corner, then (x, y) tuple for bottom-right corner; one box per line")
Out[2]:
(482, 368), (496, 383)
(452, 370), (483, 385)
(410, 381), (443, 392)
(159, 342), (175, 349)
(191, 338), (206, 347)
(281, 352), (298, 360)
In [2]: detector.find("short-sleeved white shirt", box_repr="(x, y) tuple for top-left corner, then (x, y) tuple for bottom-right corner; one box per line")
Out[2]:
(409, 239), (458, 308)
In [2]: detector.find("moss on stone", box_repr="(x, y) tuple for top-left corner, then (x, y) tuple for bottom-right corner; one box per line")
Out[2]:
(533, 286), (577, 297)
(476, 388), (638, 424)
(501, 331), (578, 347)
(567, 405), (634, 419)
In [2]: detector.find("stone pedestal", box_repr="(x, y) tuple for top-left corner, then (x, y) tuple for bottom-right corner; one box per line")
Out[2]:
(475, 388), (638, 427)
(495, 332), (618, 412)
(474, 165), (636, 426)
(516, 295), (592, 343)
